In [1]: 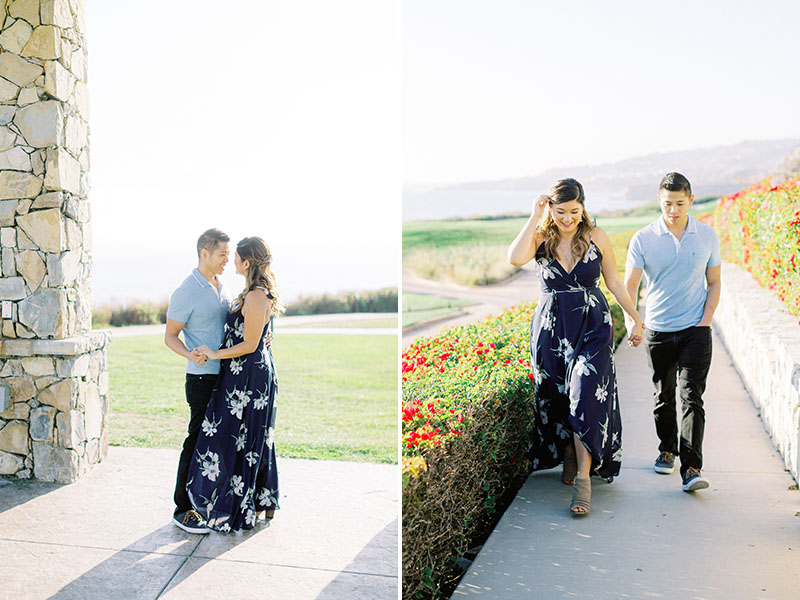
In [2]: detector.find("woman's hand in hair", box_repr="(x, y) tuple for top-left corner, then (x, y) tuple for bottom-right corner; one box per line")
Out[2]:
(533, 195), (550, 220)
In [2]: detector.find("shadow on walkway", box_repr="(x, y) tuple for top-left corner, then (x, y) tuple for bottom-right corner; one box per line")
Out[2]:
(315, 519), (398, 599)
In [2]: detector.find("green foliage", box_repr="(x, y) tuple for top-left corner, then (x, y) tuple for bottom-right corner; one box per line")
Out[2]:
(284, 287), (398, 315)
(713, 177), (800, 318)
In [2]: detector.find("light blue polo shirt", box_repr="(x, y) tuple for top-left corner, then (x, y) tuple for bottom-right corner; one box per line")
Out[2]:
(626, 215), (721, 332)
(166, 268), (231, 375)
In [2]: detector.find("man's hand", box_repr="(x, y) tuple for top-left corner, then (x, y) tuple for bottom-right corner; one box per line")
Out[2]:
(190, 348), (208, 366)
(264, 331), (274, 349)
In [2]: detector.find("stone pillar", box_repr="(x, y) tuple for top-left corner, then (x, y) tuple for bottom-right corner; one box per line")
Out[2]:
(0, 0), (110, 483)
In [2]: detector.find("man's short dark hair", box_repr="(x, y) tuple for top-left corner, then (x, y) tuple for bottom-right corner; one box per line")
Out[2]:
(197, 228), (230, 258)
(659, 172), (692, 197)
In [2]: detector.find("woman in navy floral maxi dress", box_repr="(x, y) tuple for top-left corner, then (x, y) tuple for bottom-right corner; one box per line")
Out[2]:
(187, 237), (282, 532)
(509, 179), (644, 515)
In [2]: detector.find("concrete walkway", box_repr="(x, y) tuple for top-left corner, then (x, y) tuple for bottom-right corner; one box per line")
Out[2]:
(453, 332), (800, 599)
(0, 448), (397, 599)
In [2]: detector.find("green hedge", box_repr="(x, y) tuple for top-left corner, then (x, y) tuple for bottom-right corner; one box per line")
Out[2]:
(713, 177), (800, 318)
(402, 294), (626, 599)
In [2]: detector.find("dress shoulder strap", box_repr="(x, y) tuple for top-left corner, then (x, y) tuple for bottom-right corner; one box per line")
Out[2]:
(253, 286), (275, 300)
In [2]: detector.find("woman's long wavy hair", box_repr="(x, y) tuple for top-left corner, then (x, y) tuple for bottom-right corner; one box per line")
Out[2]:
(539, 178), (594, 263)
(231, 237), (285, 315)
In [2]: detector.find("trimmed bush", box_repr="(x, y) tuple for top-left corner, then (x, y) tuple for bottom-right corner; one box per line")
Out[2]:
(92, 300), (169, 328)
(713, 177), (800, 319)
(284, 287), (397, 315)
(402, 296), (626, 599)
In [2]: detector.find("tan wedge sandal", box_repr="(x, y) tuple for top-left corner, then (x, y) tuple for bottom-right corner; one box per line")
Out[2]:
(561, 445), (578, 486)
(570, 477), (591, 516)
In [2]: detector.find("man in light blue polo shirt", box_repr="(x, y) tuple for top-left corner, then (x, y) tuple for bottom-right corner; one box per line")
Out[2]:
(625, 172), (721, 493)
(165, 228), (232, 533)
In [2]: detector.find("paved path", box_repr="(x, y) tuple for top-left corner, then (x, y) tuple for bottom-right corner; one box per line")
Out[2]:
(453, 332), (800, 599)
(0, 448), (397, 599)
(402, 267), (541, 346)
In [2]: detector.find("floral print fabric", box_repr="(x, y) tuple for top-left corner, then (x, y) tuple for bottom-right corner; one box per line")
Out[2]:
(529, 241), (622, 480)
(187, 309), (279, 531)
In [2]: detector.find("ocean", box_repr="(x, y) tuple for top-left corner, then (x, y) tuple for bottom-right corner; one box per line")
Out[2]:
(403, 186), (633, 222)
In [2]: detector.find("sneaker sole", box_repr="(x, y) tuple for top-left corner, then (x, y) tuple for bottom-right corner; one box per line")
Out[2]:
(173, 518), (211, 534)
(654, 465), (674, 474)
(682, 478), (710, 492)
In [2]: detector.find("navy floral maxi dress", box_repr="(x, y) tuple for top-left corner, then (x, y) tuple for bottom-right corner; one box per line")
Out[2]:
(529, 241), (622, 480)
(186, 302), (279, 532)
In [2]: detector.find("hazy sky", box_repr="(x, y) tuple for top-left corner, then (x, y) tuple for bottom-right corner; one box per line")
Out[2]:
(85, 0), (400, 302)
(404, 0), (800, 184)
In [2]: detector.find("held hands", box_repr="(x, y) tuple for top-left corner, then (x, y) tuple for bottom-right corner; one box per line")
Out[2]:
(627, 320), (644, 348)
(193, 345), (218, 362)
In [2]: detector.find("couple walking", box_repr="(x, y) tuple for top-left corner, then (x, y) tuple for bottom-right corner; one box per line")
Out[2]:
(165, 229), (282, 533)
(509, 173), (721, 515)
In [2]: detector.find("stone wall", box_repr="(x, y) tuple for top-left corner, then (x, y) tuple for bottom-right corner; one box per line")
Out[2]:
(713, 262), (800, 482)
(0, 0), (110, 483)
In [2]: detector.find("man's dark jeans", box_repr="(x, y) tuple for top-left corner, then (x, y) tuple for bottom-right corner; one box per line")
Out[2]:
(173, 373), (218, 516)
(644, 325), (713, 476)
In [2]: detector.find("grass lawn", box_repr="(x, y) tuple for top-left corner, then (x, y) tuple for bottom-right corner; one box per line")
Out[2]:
(402, 293), (476, 328)
(107, 333), (397, 463)
(285, 316), (398, 329)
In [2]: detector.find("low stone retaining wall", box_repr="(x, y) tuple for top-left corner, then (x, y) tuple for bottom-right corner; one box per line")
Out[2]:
(713, 261), (800, 482)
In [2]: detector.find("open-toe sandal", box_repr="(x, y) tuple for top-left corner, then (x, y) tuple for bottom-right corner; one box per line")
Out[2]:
(570, 477), (591, 516)
(561, 445), (578, 486)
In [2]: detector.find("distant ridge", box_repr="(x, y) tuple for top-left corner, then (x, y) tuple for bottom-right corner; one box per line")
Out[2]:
(439, 138), (800, 206)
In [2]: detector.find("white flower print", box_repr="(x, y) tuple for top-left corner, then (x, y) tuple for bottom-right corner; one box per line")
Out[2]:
(234, 424), (247, 451)
(202, 415), (220, 437)
(234, 319), (245, 339)
(219, 523), (231, 533)
(227, 388), (252, 419)
(595, 383), (608, 403)
(245, 451), (259, 467)
(573, 355), (591, 377)
(245, 509), (256, 527)
(569, 391), (580, 416)
(603, 311), (611, 324)
(258, 487), (277, 508)
(230, 474), (244, 496)
(559, 338), (574, 362)
(537, 258), (558, 279)
(541, 309), (555, 331)
(265, 427), (275, 450)
(200, 451), (220, 482)
(253, 392), (268, 410)
(583, 244), (598, 263)
(229, 358), (243, 375)
(240, 488), (253, 511)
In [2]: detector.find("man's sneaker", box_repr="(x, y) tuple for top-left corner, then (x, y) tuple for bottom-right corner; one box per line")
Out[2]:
(682, 467), (710, 492)
(173, 509), (211, 534)
(654, 451), (675, 474)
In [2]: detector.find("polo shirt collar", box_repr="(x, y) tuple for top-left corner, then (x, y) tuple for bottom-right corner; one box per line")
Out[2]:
(656, 215), (697, 236)
(191, 268), (222, 292)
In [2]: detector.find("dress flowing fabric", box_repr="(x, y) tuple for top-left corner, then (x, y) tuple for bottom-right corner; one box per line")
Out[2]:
(529, 241), (622, 480)
(186, 306), (279, 531)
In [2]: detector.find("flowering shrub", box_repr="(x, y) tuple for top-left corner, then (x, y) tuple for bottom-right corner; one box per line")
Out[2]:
(402, 298), (626, 599)
(713, 177), (800, 320)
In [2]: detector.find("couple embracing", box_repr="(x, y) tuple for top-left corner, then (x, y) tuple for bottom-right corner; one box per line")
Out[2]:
(166, 229), (282, 533)
(509, 173), (721, 516)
